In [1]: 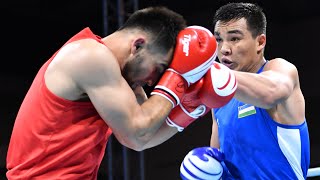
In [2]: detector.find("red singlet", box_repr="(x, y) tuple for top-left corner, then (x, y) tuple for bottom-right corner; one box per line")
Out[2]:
(7, 28), (113, 179)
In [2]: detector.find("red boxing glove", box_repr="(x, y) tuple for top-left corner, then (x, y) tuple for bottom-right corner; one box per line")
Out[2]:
(151, 26), (217, 107)
(170, 26), (218, 84)
(199, 62), (237, 108)
(166, 79), (210, 132)
(167, 62), (237, 131)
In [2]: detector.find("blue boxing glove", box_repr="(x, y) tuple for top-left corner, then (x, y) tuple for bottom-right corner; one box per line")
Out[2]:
(180, 147), (224, 180)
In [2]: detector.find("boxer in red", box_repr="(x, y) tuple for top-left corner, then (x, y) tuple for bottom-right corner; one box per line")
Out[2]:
(6, 6), (220, 179)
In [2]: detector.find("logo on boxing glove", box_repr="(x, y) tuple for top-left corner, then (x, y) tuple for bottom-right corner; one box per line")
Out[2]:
(182, 34), (191, 56)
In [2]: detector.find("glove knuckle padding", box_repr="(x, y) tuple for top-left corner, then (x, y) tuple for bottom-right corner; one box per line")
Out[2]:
(171, 25), (218, 84)
(210, 63), (237, 96)
(153, 70), (187, 105)
(167, 79), (209, 130)
(200, 62), (237, 108)
(151, 25), (218, 108)
(180, 147), (223, 180)
(165, 62), (237, 131)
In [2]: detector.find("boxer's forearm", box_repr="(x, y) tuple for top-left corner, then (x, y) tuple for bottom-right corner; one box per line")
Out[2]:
(140, 122), (178, 150)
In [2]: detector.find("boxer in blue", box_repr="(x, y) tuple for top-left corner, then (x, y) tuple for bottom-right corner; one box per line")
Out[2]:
(180, 2), (310, 179)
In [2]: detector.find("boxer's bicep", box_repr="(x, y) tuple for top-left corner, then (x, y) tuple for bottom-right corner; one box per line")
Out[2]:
(87, 77), (142, 136)
(76, 50), (156, 149)
(86, 76), (165, 149)
(71, 45), (171, 149)
(78, 55), (141, 135)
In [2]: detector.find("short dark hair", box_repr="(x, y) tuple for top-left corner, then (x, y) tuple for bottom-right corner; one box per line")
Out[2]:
(213, 2), (266, 37)
(119, 6), (187, 55)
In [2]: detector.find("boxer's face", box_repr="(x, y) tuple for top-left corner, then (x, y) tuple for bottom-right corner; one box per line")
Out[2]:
(214, 18), (261, 72)
(123, 48), (172, 89)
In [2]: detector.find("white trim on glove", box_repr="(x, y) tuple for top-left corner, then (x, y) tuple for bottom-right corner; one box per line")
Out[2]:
(180, 104), (207, 119)
(166, 118), (184, 132)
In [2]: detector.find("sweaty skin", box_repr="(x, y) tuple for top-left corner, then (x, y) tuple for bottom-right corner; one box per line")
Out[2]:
(210, 18), (305, 146)
(45, 30), (178, 151)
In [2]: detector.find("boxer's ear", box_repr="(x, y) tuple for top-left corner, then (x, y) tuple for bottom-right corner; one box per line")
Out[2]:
(131, 38), (145, 54)
(257, 34), (266, 54)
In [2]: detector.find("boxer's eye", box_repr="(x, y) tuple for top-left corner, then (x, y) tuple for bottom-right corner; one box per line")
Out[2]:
(231, 37), (240, 42)
(215, 37), (222, 43)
